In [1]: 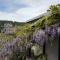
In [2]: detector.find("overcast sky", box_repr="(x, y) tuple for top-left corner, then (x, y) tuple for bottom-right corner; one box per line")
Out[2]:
(0, 0), (60, 22)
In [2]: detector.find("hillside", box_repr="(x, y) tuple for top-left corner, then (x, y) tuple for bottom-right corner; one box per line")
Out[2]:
(0, 4), (60, 60)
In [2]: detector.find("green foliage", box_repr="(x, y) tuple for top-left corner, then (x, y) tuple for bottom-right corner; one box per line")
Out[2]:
(0, 33), (14, 48)
(37, 54), (47, 60)
(47, 4), (60, 24)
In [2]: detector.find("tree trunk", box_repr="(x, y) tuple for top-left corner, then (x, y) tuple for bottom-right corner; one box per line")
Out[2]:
(43, 41), (46, 54)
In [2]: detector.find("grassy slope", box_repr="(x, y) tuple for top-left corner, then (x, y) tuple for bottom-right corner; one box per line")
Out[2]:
(0, 6), (60, 49)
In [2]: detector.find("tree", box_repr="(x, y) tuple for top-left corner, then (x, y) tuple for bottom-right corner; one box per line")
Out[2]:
(47, 4), (60, 23)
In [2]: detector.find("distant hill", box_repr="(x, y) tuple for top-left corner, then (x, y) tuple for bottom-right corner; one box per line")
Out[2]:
(26, 12), (51, 23)
(0, 20), (26, 26)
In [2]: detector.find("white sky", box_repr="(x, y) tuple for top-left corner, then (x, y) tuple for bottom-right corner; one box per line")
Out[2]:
(0, 0), (60, 22)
